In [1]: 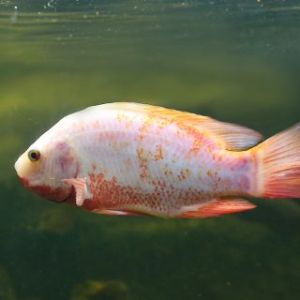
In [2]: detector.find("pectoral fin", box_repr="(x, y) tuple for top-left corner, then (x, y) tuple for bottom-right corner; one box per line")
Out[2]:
(62, 178), (92, 206)
(177, 198), (256, 218)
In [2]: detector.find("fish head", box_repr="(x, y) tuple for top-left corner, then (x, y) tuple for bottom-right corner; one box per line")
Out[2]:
(14, 134), (78, 202)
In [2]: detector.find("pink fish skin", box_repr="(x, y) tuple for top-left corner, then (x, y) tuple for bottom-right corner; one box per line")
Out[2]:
(14, 103), (300, 218)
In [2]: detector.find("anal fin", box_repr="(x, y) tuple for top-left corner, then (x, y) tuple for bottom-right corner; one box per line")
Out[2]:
(177, 198), (256, 218)
(93, 209), (146, 216)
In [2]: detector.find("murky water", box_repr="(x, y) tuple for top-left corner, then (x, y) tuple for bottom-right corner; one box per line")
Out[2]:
(1, 1), (300, 299)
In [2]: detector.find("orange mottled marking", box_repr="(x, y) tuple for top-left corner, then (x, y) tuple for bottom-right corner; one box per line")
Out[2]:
(139, 105), (220, 157)
(177, 169), (191, 181)
(84, 172), (167, 214)
(116, 112), (134, 128)
(82, 172), (216, 217)
(154, 144), (164, 161)
(163, 168), (173, 176)
(136, 147), (149, 179)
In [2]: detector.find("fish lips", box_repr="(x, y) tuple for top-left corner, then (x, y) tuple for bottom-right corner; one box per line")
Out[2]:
(17, 176), (72, 203)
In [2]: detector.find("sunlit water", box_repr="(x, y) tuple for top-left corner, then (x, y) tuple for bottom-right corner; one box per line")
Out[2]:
(1, 1), (300, 299)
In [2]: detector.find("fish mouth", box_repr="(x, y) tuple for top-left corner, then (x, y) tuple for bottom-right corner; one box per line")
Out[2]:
(17, 176), (73, 203)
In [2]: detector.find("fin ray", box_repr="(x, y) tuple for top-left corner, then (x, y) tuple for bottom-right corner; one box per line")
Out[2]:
(177, 198), (256, 218)
(201, 120), (263, 151)
(254, 123), (300, 198)
(62, 178), (92, 206)
(93, 209), (147, 216)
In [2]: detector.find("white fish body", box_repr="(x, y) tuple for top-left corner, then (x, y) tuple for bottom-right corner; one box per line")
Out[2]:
(14, 103), (300, 218)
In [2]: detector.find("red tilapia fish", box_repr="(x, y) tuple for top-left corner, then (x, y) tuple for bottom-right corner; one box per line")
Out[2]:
(14, 103), (300, 218)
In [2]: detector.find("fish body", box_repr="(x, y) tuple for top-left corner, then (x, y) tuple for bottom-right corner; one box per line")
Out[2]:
(14, 103), (300, 218)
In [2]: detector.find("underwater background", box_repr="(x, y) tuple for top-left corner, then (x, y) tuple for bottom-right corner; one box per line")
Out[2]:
(1, 0), (300, 299)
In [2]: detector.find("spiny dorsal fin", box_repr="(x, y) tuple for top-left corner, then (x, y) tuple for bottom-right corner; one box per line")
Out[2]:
(197, 119), (263, 151)
(97, 102), (263, 151)
(149, 104), (263, 150)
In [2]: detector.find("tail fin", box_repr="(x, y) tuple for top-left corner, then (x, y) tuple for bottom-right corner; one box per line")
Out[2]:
(254, 123), (300, 198)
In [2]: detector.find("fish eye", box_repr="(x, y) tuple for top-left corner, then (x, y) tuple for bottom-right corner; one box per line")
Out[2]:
(28, 150), (41, 162)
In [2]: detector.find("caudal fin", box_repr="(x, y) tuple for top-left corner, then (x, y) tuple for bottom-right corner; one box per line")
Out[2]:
(254, 123), (300, 198)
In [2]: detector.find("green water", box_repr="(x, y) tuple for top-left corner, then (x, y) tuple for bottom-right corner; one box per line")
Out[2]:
(1, 0), (300, 299)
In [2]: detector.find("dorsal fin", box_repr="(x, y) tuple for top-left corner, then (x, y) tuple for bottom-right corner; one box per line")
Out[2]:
(96, 102), (263, 151)
(196, 119), (263, 151)
(147, 105), (263, 151)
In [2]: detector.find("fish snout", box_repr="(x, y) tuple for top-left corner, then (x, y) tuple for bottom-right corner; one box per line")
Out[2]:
(14, 154), (28, 179)
(14, 155), (23, 178)
(14, 155), (31, 188)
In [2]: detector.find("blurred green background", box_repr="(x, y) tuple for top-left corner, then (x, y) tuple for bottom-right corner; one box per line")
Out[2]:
(1, 0), (300, 299)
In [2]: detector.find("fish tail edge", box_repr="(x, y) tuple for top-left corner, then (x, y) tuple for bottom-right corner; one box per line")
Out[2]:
(253, 123), (300, 198)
